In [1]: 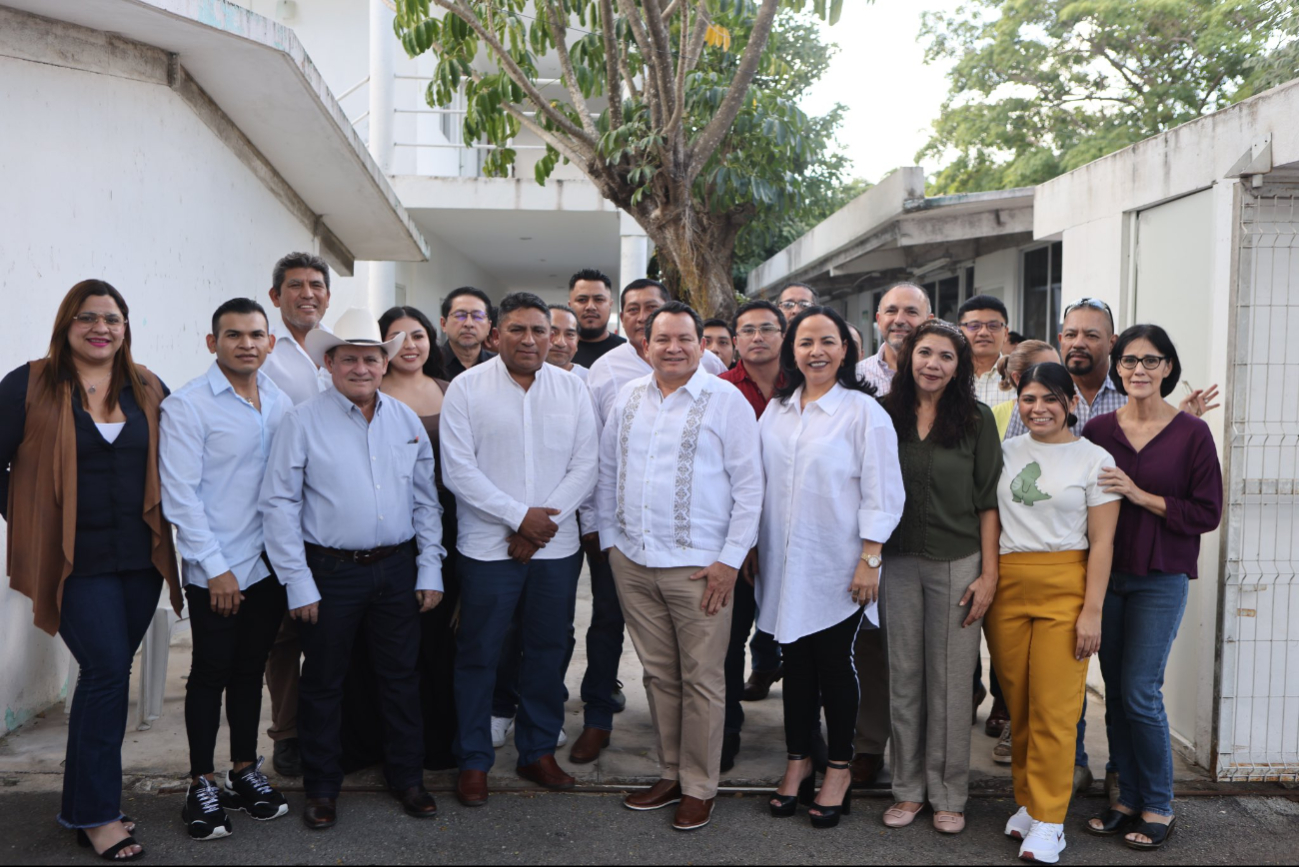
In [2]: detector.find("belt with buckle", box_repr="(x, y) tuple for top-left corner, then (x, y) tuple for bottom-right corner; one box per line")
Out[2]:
(305, 540), (412, 566)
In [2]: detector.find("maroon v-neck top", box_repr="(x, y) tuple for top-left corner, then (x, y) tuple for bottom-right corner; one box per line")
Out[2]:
(1082, 411), (1223, 578)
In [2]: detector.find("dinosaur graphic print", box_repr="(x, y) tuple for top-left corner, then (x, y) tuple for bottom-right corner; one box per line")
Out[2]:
(1009, 461), (1051, 506)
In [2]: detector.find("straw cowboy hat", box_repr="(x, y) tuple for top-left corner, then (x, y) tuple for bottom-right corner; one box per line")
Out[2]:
(305, 307), (406, 368)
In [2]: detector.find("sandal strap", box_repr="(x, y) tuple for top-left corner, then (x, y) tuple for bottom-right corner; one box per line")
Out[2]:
(825, 761), (852, 770)
(98, 836), (141, 861)
(786, 754), (810, 761)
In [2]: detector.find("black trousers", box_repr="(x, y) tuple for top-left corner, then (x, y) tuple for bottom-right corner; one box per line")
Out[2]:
(780, 608), (865, 764)
(298, 544), (424, 799)
(184, 576), (286, 778)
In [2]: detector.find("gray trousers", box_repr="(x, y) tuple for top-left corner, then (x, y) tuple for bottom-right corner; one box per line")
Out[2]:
(880, 552), (983, 812)
(852, 626), (890, 755)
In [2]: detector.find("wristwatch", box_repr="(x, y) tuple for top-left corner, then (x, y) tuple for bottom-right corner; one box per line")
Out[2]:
(860, 553), (883, 569)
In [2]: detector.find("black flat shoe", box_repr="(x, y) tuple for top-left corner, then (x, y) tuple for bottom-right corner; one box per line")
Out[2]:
(808, 761), (852, 829)
(769, 755), (815, 818)
(1125, 817), (1176, 850)
(76, 830), (145, 861)
(1085, 808), (1138, 837)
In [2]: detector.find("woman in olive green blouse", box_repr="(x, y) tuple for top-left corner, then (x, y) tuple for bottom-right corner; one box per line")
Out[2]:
(877, 320), (1003, 835)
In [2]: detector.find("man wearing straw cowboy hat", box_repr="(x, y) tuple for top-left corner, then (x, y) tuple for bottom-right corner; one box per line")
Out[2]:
(260, 308), (446, 830)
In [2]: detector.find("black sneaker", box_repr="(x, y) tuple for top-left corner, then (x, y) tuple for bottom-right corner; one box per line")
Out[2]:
(222, 757), (289, 820)
(272, 737), (302, 777)
(182, 777), (232, 841)
(611, 680), (627, 714)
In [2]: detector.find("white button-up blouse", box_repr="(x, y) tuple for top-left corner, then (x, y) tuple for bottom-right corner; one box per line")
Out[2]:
(596, 369), (762, 569)
(755, 383), (906, 643)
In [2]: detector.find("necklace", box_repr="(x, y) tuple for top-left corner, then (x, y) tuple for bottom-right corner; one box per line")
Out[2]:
(81, 373), (110, 395)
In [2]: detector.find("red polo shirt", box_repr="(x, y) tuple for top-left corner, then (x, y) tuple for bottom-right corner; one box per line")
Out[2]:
(719, 359), (785, 419)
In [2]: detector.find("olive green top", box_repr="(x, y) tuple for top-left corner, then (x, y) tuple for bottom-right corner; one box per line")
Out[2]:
(885, 403), (1003, 561)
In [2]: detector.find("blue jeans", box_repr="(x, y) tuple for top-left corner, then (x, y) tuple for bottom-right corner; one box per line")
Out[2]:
(57, 569), (163, 829)
(297, 545), (425, 799)
(1100, 571), (1189, 817)
(455, 551), (582, 770)
(490, 609), (575, 718)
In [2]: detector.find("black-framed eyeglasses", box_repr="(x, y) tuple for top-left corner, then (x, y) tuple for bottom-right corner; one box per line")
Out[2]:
(1062, 297), (1114, 329)
(1118, 354), (1168, 370)
(449, 310), (489, 323)
(959, 320), (1006, 334)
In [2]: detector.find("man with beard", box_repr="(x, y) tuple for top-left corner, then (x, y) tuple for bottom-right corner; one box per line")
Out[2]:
(569, 270), (624, 368)
(856, 282), (934, 396)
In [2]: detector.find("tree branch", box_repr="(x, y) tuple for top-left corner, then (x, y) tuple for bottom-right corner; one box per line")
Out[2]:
(537, 0), (600, 139)
(431, 0), (592, 147)
(617, 0), (667, 128)
(685, 0), (780, 186)
(642, 0), (680, 123)
(598, 0), (623, 128)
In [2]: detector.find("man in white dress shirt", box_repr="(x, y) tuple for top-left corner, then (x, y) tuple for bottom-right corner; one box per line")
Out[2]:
(596, 302), (763, 831)
(545, 304), (588, 381)
(259, 252), (333, 778)
(160, 298), (293, 841)
(260, 308), (445, 830)
(439, 293), (599, 808)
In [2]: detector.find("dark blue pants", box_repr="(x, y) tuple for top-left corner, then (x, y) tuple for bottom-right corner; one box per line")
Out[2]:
(456, 551), (582, 770)
(723, 576), (781, 734)
(57, 569), (163, 829)
(1100, 571), (1189, 817)
(297, 545), (424, 799)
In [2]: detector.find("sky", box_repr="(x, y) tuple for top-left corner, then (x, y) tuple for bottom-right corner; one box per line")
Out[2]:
(800, 0), (966, 184)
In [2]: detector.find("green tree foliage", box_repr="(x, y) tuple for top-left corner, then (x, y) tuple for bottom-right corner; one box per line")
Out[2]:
(918, 0), (1299, 194)
(391, 0), (852, 316)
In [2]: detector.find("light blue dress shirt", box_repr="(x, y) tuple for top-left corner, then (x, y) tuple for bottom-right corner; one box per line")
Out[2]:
(160, 363), (292, 590)
(260, 386), (445, 610)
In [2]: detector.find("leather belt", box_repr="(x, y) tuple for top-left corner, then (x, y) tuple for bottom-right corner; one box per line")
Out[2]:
(305, 540), (412, 566)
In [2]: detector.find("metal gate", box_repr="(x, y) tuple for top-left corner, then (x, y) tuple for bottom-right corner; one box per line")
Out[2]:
(1216, 188), (1299, 781)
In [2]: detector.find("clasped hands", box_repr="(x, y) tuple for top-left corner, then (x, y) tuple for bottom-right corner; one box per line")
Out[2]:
(507, 506), (562, 563)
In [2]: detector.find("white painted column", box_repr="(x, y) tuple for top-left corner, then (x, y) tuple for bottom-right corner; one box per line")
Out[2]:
(366, 0), (397, 313)
(619, 212), (650, 289)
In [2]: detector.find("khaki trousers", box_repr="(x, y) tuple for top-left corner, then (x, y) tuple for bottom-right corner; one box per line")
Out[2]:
(609, 548), (731, 800)
(985, 551), (1089, 823)
(881, 552), (983, 813)
(852, 626), (891, 755)
(264, 613), (301, 741)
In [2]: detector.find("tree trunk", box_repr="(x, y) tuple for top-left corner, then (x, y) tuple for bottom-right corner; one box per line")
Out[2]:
(646, 207), (747, 320)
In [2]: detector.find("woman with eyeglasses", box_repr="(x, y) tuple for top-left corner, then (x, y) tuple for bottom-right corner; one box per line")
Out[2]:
(0, 281), (180, 861)
(877, 320), (1003, 835)
(756, 307), (904, 829)
(1081, 325), (1222, 852)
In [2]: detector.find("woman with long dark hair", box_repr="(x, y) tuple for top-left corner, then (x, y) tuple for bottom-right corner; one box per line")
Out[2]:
(0, 280), (181, 861)
(878, 320), (1002, 835)
(757, 307), (904, 828)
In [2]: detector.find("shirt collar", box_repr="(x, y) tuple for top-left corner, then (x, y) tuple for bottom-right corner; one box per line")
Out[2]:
(806, 382), (848, 415)
(872, 345), (893, 372)
(205, 361), (234, 396)
(650, 365), (711, 400)
(326, 384), (384, 417)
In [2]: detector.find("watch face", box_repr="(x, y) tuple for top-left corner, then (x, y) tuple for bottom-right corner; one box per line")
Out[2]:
(867, 555), (882, 568)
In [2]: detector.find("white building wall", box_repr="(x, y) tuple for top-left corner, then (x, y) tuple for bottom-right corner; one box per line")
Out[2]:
(0, 53), (350, 732)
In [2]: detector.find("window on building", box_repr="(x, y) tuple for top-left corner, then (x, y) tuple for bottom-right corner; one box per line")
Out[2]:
(920, 274), (965, 323)
(1020, 242), (1063, 347)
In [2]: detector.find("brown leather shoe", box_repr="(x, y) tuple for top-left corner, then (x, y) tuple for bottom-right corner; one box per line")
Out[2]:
(517, 754), (576, 790)
(302, 797), (336, 830)
(392, 786), (438, 818)
(672, 796), (715, 831)
(456, 770), (489, 807)
(741, 666), (783, 702)
(623, 778), (682, 811)
(568, 727), (611, 764)
(850, 752), (884, 787)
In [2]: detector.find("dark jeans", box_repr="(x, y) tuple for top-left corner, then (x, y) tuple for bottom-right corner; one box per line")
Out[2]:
(57, 569), (164, 829)
(781, 608), (865, 763)
(184, 576), (286, 778)
(490, 608), (575, 719)
(297, 544), (424, 800)
(723, 577), (780, 735)
(1100, 571), (1189, 817)
(456, 551), (582, 770)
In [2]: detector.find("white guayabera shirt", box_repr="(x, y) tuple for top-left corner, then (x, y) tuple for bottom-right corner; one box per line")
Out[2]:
(596, 368), (762, 570)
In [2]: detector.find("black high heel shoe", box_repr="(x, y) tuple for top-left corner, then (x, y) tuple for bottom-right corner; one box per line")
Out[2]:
(76, 827), (145, 861)
(769, 754), (815, 817)
(809, 761), (853, 829)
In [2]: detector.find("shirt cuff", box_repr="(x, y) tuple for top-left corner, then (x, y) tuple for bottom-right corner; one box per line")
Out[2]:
(718, 543), (749, 571)
(416, 565), (444, 594)
(200, 552), (231, 581)
(859, 509), (899, 544)
(598, 527), (618, 551)
(284, 578), (321, 611)
(506, 501), (530, 533)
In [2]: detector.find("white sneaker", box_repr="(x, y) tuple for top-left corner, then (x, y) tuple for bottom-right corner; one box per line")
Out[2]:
(1019, 821), (1066, 863)
(491, 716), (515, 749)
(1005, 806), (1033, 840)
(557, 727), (568, 748)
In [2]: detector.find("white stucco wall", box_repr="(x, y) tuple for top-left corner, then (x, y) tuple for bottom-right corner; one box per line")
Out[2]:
(0, 52), (353, 733)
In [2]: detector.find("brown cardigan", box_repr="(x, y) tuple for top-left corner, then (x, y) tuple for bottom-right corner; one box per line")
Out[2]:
(6, 359), (182, 636)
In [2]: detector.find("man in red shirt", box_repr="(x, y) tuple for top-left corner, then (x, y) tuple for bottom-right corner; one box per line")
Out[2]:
(718, 299), (787, 772)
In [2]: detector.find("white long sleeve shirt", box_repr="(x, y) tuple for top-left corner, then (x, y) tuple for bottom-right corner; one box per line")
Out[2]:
(586, 341), (728, 426)
(159, 364), (292, 590)
(260, 388), (445, 610)
(439, 357), (598, 561)
(755, 384), (905, 642)
(596, 368), (762, 570)
(262, 319), (331, 406)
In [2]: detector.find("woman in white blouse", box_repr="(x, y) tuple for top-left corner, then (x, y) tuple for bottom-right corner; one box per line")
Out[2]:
(756, 307), (905, 829)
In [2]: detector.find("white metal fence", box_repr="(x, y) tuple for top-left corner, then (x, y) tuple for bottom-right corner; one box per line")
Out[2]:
(1217, 189), (1299, 781)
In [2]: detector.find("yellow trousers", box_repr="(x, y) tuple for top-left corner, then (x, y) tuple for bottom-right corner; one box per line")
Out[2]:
(985, 551), (1089, 823)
